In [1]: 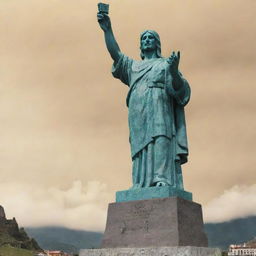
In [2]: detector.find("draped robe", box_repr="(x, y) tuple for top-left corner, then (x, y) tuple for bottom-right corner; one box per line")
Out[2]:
(112, 54), (190, 189)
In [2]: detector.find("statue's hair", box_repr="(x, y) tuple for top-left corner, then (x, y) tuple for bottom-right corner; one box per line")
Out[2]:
(140, 30), (162, 60)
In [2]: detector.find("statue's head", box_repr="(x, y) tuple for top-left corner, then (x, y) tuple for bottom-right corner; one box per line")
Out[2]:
(140, 30), (162, 60)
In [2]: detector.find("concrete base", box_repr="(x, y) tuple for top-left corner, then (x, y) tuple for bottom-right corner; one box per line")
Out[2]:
(101, 197), (208, 248)
(116, 187), (192, 202)
(79, 246), (221, 256)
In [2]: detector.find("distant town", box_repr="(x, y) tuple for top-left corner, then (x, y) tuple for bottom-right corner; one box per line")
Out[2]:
(35, 251), (75, 256)
(227, 239), (256, 256)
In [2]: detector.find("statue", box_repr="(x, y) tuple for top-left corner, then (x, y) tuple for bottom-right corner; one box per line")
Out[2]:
(97, 5), (190, 191)
(93, 5), (212, 251)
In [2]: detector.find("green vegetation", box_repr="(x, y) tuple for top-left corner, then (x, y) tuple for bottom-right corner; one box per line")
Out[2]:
(0, 230), (41, 251)
(0, 233), (21, 247)
(0, 245), (34, 256)
(0, 206), (42, 255)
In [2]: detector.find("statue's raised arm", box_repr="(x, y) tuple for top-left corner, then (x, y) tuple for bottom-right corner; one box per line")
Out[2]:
(97, 6), (122, 63)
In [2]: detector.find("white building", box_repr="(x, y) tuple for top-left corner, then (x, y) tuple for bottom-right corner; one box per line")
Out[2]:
(228, 243), (256, 256)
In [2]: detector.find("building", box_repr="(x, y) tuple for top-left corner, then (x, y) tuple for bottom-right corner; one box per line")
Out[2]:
(45, 251), (70, 256)
(228, 240), (256, 256)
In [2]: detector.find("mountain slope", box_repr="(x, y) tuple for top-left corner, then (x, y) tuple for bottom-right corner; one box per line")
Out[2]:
(25, 227), (102, 254)
(205, 216), (256, 249)
(0, 205), (42, 253)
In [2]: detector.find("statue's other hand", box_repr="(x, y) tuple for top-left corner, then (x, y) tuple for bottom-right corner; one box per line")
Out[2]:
(97, 13), (111, 32)
(167, 51), (180, 75)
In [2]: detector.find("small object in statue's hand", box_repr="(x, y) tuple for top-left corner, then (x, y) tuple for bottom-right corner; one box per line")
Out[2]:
(98, 3), (109, 14)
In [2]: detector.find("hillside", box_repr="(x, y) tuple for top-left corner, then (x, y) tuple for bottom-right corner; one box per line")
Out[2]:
(205, 216), (256, 249)
(0, 205), (42, 254)
(25, 216), (256, 253)
(0, 245), (34, 256)
(25, 226), (102, 254)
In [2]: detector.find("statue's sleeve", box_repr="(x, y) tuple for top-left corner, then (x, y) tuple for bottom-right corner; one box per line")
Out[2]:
(174, 76), (191, 106)
(112, 54), (133, 86)
(169, 72), (191, 107)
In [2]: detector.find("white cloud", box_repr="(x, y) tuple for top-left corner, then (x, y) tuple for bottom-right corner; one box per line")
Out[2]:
(2, 181), (256, 230)
(204, 184), (256, 223)
(0, 180), (112, 231)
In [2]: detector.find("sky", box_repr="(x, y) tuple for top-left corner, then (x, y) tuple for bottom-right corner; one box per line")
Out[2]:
(0, 0), (255, 231)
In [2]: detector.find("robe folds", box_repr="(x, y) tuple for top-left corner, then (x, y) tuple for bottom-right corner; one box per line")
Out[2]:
(112, 54), (190, 188)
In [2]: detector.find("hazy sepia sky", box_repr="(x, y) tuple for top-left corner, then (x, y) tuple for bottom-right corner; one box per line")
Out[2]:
(0, 0), (255, 231)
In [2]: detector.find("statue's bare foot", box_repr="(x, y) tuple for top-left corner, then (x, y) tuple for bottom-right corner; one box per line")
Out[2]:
(156, 181), (168, 187)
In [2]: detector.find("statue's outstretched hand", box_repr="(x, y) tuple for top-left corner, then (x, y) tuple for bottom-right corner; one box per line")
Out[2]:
(97, 13), (111, 32)
(167, 51), (180, 76)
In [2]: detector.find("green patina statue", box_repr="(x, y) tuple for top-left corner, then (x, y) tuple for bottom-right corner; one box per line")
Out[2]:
(97, 6), (191, 193)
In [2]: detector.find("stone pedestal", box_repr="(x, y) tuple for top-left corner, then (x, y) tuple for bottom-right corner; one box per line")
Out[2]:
(101, 197), (208, 248)
(79, 246), (221, 256)
(79, 196), (216, 256)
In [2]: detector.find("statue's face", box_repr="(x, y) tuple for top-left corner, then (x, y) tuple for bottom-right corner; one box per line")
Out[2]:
(141, 32), (157, 52)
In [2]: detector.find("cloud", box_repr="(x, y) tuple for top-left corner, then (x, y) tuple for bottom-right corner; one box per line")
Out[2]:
(0, 180), (111, 231)
(203, 184), (256, 223)
(1, 182), (256, 231)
